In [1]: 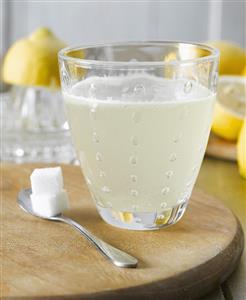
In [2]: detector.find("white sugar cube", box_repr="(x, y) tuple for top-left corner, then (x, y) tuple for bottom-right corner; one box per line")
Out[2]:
(30, 167), (63, 195)
(31, 190), (69, 217)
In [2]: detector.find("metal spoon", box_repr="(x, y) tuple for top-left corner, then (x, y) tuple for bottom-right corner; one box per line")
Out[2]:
(17, 188), (138, 268)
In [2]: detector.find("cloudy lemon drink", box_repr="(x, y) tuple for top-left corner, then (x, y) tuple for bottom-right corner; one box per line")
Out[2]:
(59, 42), (219, 230)
(64, 74), (215, 228)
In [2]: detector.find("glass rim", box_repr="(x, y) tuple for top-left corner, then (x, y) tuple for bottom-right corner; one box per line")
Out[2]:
(58, 40), (219, 68)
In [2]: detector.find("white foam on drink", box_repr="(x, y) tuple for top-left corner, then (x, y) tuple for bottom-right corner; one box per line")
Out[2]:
(68, 74), (212, 104)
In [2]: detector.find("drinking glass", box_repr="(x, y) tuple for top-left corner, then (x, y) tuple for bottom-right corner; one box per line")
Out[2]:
(59, 42), (219, 230)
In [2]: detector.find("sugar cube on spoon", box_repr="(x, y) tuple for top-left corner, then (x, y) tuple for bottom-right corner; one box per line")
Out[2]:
(30, 167), (69, 217)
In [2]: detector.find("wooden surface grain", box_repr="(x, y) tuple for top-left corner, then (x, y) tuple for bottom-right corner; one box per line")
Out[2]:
(201, 288), (225, 300)
(1, 164), (244, 299)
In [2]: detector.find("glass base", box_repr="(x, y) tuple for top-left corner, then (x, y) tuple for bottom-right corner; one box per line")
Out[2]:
(96, 201), (188, 230)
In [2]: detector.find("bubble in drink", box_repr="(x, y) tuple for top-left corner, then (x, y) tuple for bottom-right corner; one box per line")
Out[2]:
(173, 133), (182, 143)
(131, 136), (139, 146)
(89, 83), (97, 97)
(134, 84), (145, 95)
(160, 202), (167, 209)
(165, 170), (174, 179)
(130, 189), (139, 197)
(96, 152), (102, 161)
(169, 153), (177, 162)
(184, 81), (193, 94)
(99, 170), (106, 178)
(92, 132), (99, 143)
(102, 186), (111, 193)
(132, 111), (142, 123)
(129, 156), (137, 165)
(161, 187), (170, 196)
(130, 174), (137, 182)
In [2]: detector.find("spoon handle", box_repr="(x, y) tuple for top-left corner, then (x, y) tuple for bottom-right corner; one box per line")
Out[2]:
(57, 215), (138, 268)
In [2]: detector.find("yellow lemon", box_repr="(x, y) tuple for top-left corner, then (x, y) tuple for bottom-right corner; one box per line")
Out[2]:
(2, 27), (66, 88)
(237, 117), (246, 179)
(242, 65), (246, 76)
(206, 40), (246, 75)
(212, 76), (246, 141)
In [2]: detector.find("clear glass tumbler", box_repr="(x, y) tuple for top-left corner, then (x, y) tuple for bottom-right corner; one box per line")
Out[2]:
(59, 42), (219, 230)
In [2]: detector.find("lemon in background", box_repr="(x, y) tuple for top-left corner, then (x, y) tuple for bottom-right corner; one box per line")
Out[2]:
(237, 117), (246, 179)
(212, 76), (246, 141)
(212, 102), (243, 141)
(207, 40), (246, 75)
(2, 27), (66, 88)
(242, 65), (246, 76)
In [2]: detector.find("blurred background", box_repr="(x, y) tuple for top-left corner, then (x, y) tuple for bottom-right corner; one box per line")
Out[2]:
(1, 0), (245, 56)
(1, 0), (245, 167)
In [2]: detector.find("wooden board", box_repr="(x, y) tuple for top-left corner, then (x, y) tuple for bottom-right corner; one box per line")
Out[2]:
(206, 133), (237, 162)
(197, 157), (246, 300)
(1, 164), (244, 300)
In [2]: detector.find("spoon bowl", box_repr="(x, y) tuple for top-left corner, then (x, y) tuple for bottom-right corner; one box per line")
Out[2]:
(17, 188), (138, 268)
(18, 188), (62, 220)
